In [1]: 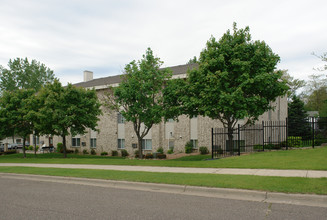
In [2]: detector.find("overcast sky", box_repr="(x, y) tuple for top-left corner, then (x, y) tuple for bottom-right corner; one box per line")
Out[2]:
(0, 0), (326, 85)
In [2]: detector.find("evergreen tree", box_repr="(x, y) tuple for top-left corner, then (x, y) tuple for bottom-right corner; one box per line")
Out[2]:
(288, 95), (311, 139)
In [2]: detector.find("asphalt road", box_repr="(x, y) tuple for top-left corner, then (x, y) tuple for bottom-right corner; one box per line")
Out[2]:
(0, 176), (326, 220)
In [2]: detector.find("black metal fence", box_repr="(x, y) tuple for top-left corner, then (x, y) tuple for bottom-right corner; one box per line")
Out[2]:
(212, 117), (327, 159)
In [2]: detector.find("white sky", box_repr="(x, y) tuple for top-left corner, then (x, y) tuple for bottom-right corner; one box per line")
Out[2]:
(0, 0), (326, 85)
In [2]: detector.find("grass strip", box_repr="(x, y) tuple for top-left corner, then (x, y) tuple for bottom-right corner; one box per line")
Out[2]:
(1, 147), (327, 170)
(0, 166), (326, 195)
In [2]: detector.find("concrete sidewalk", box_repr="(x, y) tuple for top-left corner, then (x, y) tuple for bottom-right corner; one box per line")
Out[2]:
(0, 163), (327, 178)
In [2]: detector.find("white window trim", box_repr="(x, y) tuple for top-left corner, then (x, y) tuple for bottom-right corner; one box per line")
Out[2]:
(142, 139), (152, 150)
(118, 139), (125, 149)
(72, 137), (81, 147)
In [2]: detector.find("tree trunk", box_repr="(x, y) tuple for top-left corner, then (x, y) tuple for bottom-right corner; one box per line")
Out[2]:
(62, 135), (67, 158)
(22, 136), (26, 158)
(34, 134), (37, 157)
(227, 125), (234, 156)
(138, 138), (143, 159)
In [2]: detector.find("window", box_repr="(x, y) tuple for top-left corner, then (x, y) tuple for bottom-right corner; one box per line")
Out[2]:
(72, 138), (80, 147)
(167, 118), (174, 123)
(90, 138), (96, 148)
(168, 140), (174, 150)
(190, 139), (198, 149)
(142, 139), (152, 150)
(16, 139), (22, 144)
(33, 136), (39, 145)
(118, 139), (125, 149)
(117, 113), (125, 124)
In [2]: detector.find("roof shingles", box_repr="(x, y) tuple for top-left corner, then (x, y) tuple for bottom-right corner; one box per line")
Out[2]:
(73, 63), (198, 88)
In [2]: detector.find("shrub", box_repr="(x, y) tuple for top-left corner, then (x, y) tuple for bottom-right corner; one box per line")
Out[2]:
(157, 147), (164, 154)
(145, 153), (153, 159)
(74, 148), (79, 154)
(121, 149), (129, 157)
(28, 145), (33, 151)
(83, 149), (89, 155)
(314, 134), (327, 146)
(264, 144), (281, 150)
(112, 150), (118, 156)
(90, 149), (96, 155)
(199, 146), (209, 155)
(66, 149), (74, 153)
(57, 143), (63, 153)
(3, 150), (17, 155)
(185, 141), (193, 154)
(157, 153), (166, 159)
(287, 136), (303, 148)
(134, 150), (145, 158)
(315, 139), (327, 146)
(35, 145), (39, 151)
(101, 151), (108, 156)
(167, 148), (174, 154)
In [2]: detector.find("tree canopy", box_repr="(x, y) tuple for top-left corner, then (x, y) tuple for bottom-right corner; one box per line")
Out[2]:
(0, 89), (37, 157)
(303, 74), (327, 114)
(288, 95), (311, 138)
(187, 23), (287, 125)
(166, 23), (288, 153)
(0, 58), (55, 94)
(104, 48), (172, 158)
(281, 70), (306, 100)
(37, 80), (102, 157)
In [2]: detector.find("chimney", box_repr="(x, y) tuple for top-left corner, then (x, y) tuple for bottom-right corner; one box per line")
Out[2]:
(83, 70), (93, 82)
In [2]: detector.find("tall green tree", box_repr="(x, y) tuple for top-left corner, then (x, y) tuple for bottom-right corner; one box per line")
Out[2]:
(0, 89), (36, 157)
(0, 58), (55, 93)
(104, 48), (172, 158)
(171, 23), (288, 153)
(312, 52), (327, 71)
(37, 80), (102, 158)
(304, 74), (327, 113)
(187, 56), (198, 64)
(281, 70), (306, 100)
(288, 95), (311, 138)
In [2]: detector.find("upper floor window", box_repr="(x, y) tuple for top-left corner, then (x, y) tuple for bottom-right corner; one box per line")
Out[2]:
(117, 113), (125, 124)
(167, 118), (174, 123)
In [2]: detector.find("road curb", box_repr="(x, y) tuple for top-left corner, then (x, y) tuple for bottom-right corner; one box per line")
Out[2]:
(1, 172), (326, 208)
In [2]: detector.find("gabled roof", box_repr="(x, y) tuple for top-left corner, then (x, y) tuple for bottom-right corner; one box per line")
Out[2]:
(73, 63), (198, 89)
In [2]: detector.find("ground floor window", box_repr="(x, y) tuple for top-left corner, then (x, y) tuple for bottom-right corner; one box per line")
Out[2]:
(33, 135), (39, 145)
(168, 140), (174, 150)
(142, 139), (152, 150)
(90, 138), (96, 148)
(118, 139), (125, 149)
(72, 137), (80, 147)
(190, 139), (198, 149)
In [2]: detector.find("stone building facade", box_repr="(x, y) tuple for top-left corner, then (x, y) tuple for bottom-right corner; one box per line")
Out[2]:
(20, 63), (287, 155)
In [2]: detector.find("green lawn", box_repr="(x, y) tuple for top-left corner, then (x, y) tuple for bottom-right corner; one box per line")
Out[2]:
(1, 147), (326, 170)
(0, 166), (326, 195)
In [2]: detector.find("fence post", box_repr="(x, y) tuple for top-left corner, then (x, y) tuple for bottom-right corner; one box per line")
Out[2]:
(286, 118), (288, 150)
(238, 124), (241, 156)
(262, 121), (265, 151)
(312, 118), (315, 149)
(211, 128), (214, 159)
